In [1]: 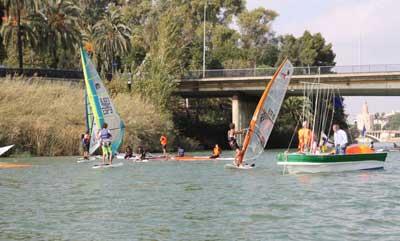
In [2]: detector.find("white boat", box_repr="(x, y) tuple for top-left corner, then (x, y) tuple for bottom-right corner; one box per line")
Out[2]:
(0, 145), (14, 156)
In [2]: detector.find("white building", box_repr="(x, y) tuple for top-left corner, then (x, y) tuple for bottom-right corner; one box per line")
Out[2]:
(357, 101), (374, 131)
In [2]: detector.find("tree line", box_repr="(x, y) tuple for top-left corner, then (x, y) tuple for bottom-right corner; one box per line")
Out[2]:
(0, 0), (339, 148)
(0, 1), (335, 71)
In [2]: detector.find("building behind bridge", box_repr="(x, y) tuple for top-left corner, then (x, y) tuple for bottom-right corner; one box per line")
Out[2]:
(357, 101), (374, 131)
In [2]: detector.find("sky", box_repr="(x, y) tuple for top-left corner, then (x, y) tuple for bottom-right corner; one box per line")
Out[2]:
(246, 0), (400, 119)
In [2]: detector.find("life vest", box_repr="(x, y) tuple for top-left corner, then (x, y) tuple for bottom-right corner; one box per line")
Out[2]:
(100, 128), (111, 141)
(160, 136), (167, 145)
(298, 128), (312, 152)
(213, 147), (221, 156)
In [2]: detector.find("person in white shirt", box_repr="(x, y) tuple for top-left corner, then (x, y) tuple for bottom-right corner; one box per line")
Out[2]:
(333, 124), (348, 154)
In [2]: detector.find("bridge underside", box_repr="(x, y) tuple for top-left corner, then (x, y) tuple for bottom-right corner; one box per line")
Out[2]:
(176, 72), (400, 97)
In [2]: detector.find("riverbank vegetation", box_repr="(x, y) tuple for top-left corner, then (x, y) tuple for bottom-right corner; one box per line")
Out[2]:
(0, 1), (343, 153)
(0, 78), (182, 155)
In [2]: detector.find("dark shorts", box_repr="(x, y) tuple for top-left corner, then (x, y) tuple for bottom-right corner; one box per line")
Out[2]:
(83, 144), (89, 152)
(228, 138), (239, 150)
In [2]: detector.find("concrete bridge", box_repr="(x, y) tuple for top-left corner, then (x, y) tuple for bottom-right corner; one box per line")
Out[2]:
(177, 65), (400, 97)
(366, 130), (400, 143)
(176, 64), (400, 143)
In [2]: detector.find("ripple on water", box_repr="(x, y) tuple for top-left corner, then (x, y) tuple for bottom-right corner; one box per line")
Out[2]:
(1, 153), (400, 240)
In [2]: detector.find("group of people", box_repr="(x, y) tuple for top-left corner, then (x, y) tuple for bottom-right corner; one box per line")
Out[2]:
(298, 120), (348, 154)
(160, 134), (222, 159)
(82, 120), (351, 166)
(225, 121), (352, 168)
(81, 129), (224, 161)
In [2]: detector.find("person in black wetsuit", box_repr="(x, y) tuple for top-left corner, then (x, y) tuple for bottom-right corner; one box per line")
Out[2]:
(124, 146), (133, 159)
(137, 146), (146, 160)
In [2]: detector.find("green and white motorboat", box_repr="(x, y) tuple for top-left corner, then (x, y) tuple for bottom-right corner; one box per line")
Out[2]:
(277, 79), (387, 174)
(277, 152), (387, 174)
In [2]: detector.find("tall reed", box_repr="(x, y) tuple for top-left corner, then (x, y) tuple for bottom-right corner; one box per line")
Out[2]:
(0, 78), (175, 156)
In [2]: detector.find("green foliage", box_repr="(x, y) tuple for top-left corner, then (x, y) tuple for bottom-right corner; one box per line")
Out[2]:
(383, 113), (400, 130)
(237, 7), (278, 49)
(1, 0), (38, 68)
(237, 7), (278, 67)
(0, 0), (340, 150)
(31, 0), (81, 68)
(93, 3), (131, 73)
(133, 8), (187, 109)
(278, 31), (336, 67)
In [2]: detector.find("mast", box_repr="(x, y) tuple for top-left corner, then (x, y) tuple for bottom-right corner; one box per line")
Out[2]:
(84, 90), (89, 133)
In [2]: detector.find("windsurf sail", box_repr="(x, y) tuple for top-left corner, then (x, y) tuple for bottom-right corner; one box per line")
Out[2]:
(80, 47), (125, 155)
(0, 144), (14, 156)
(84, 90), (100, 154)
(239, 59), (293, 163)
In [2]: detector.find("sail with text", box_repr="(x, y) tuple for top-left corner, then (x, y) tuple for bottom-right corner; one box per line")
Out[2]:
(239, 59), (293, 162)
(80, 47), (125, 155)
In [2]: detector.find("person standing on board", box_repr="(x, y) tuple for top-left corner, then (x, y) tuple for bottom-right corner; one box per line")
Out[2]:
(333, 124), (348, 154)
(298, 121), (312, 153)
(98, 123), (113, 165)
(227, 123), (246, 166)
(82, 131), (91, 160)
(160, 134), (168, 156)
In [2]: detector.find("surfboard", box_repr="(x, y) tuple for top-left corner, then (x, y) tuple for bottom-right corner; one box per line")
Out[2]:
(171, 156), (234, 161)
(92, 162), (124, 169)
(224, 163), (255, 170)
(134, 159), (149, 163)
(77, 157), (97, 163)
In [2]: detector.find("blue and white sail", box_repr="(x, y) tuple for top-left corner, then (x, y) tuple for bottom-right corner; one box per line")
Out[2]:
(80, 47), (125, 154)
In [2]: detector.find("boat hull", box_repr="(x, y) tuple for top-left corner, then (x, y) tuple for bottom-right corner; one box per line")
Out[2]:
(277, 153), (387, 174)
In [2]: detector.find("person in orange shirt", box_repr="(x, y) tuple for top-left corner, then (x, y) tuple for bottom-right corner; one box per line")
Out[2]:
(298, 121), (312, 153)
(210, 144), (221, 159)
(160, 134), (168, 156)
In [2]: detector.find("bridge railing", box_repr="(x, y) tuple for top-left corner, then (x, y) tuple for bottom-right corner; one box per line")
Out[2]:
(0, 67), (83, 80)
(183, 64), (400, 79)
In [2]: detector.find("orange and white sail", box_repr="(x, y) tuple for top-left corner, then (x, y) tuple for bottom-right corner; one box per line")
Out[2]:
(240, 59), (293, 162)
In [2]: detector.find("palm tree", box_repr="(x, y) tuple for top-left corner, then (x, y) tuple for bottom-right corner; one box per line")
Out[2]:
(31, 0), (81, 68)
(1, 0), (37, 68)
(93, 3), (131, 73)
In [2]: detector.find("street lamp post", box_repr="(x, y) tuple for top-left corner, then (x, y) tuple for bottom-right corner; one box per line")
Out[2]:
(127, 72), (132, 91)
(202, 2), (206, 78)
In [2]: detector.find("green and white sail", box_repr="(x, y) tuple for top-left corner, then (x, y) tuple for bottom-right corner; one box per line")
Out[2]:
(80, 47), (125, 154)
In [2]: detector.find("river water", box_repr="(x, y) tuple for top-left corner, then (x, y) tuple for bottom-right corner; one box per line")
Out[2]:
(1, 150), (400, 241)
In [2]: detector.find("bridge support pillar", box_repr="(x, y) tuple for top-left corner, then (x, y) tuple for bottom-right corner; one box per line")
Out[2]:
(232, 95), (257, 145)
